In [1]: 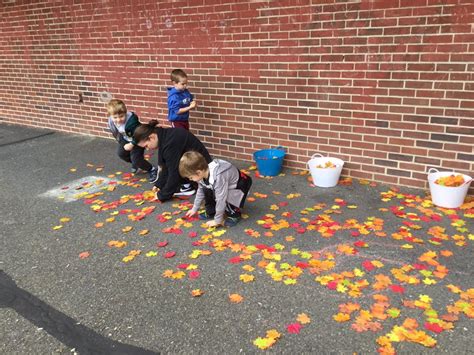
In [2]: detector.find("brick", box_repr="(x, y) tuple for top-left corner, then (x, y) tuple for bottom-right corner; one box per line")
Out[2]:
(403, 115), (429, 123)
(399, 162), (427, 173)
(389, 153), (413, 162)
(443, 160), (472, 171)
(446, 127), (474, 135)
(427, 148), (457, 159)
(431, 133), (459, 142)
(415, 156), (440, 165)
(374, 174), (399, 184)
(399, 177), (426, 188)
(416, 140), (443, 149)
(445, 143), (473, 153)
(375, 159), (398, 167)
(289, 135), (308, 142)
(387, 168), (411, 177)
(365, 120), (389, 128)
(457, 153), (474, 162)
(430, 117), (459, 125)
(417, 124), (445, 133)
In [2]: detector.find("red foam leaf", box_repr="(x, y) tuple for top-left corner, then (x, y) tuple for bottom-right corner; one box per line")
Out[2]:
(189, 270), (200, 279)
(390, 285), (405, 293)
(157, 241), (168, 247)
(413, 263), (428, 270)
(229, 256), (243, 264)
(287, 323), (302, 334)
(424, 322), (444, 334)
(177, 263), (189, 269)
(164, 251), (176, 258)
(362, 260), (375, 271)
(295, 262), (309, 269)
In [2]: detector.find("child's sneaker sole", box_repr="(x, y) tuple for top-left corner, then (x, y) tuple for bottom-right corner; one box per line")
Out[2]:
(225, 216), (241, 227)
(198, 213), (214, 220)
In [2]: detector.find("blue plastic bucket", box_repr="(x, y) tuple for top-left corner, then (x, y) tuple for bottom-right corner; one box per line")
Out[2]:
(253, 146), (285, 176)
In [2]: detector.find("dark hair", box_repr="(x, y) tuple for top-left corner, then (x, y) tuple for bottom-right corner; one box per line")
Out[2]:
(170, 69), (187, 83)
(133, 119), (159, 143)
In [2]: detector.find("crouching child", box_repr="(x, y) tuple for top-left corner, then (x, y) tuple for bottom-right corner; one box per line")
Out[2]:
(180, 151), (252, 227)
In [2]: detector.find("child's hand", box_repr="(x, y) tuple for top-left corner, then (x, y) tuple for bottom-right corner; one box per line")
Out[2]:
(189, 100), (197, 109)
(124, 143), (134, 151)
(185, 210), (197, 218)
(205, 220), (220, 228)
(152, 186), (159, 192)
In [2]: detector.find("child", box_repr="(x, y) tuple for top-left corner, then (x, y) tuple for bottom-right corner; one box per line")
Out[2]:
(179, 151), (252, 227)
(133, 120), (212, 201)
(106, 99), (158, 183)
(167, 69), (196, 130)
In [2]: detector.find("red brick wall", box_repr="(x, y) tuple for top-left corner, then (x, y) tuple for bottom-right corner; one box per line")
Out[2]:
(1, 0), (473, 189)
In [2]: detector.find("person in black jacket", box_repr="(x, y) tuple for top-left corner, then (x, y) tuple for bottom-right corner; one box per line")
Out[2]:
(133, 120), (212, 202)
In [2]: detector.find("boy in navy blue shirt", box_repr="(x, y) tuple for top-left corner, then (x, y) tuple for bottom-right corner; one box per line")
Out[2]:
(167, 69), (196, 131)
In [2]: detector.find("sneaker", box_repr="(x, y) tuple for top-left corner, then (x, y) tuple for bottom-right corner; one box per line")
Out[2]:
(198, 212), (214, 220)
(148, 167), (159, 183)
(132, 167), (148, 175)
(225, 216), (241, 227)
(174, 185), (196, 197)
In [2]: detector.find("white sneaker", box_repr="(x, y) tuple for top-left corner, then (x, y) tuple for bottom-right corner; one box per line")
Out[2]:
(174, 185), (196, 196)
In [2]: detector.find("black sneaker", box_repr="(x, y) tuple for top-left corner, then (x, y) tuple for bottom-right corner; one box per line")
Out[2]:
(198, 212), (214, 220)
(173, 184), (196, 197)
(225, 216), (241, 227)
(148, 167), (158, 183)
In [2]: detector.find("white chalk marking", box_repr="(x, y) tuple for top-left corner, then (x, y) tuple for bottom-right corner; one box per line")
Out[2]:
(40, 176), (116, 202)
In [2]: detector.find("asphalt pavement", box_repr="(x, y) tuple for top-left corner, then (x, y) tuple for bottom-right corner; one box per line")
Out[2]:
(1, 123), (473, 354)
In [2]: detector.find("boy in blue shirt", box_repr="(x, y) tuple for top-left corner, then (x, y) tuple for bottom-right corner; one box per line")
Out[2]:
(167, 69), (196, 131)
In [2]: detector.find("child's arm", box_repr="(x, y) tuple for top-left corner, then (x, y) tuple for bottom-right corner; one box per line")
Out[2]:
(177, 100), (196, 114)
(107, 117), (120, 142)
(186, 186), (204, 217)
(168, 93), (196, 120)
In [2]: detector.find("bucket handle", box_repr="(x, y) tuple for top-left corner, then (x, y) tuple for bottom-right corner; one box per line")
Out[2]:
(427, 168), (439, 175)
(307, 153), (324, 169)
(462, 178), (473, 186)
(273, 146), (285, 152)
(310, 153), (325, 159)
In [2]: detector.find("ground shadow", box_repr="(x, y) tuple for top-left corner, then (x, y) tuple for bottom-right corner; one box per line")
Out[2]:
(0, 270), (158, 354)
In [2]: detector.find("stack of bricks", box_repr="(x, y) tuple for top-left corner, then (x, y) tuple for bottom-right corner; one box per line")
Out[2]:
(1, 0), (472, 189)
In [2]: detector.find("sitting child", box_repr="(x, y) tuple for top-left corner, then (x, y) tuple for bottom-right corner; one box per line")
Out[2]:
(179, 151), (252, 227)
(106, 99), (157, 183)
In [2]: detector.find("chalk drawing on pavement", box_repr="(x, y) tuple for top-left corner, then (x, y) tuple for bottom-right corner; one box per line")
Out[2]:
(39, 176), (116, 203)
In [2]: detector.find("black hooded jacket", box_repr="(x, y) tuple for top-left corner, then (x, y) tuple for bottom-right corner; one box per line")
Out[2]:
(155, 127), (212, 202)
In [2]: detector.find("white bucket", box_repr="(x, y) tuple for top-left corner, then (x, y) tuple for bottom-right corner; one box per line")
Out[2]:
(307, 153), (344, 188)
(427, 168), (472, 208)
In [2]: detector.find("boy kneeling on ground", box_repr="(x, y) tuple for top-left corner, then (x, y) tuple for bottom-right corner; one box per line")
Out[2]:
(179, 151), (252, 227)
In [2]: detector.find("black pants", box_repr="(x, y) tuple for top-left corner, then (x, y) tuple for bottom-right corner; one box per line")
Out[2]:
(203, 171), (252, 218)
(117, 138), (152, 171)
